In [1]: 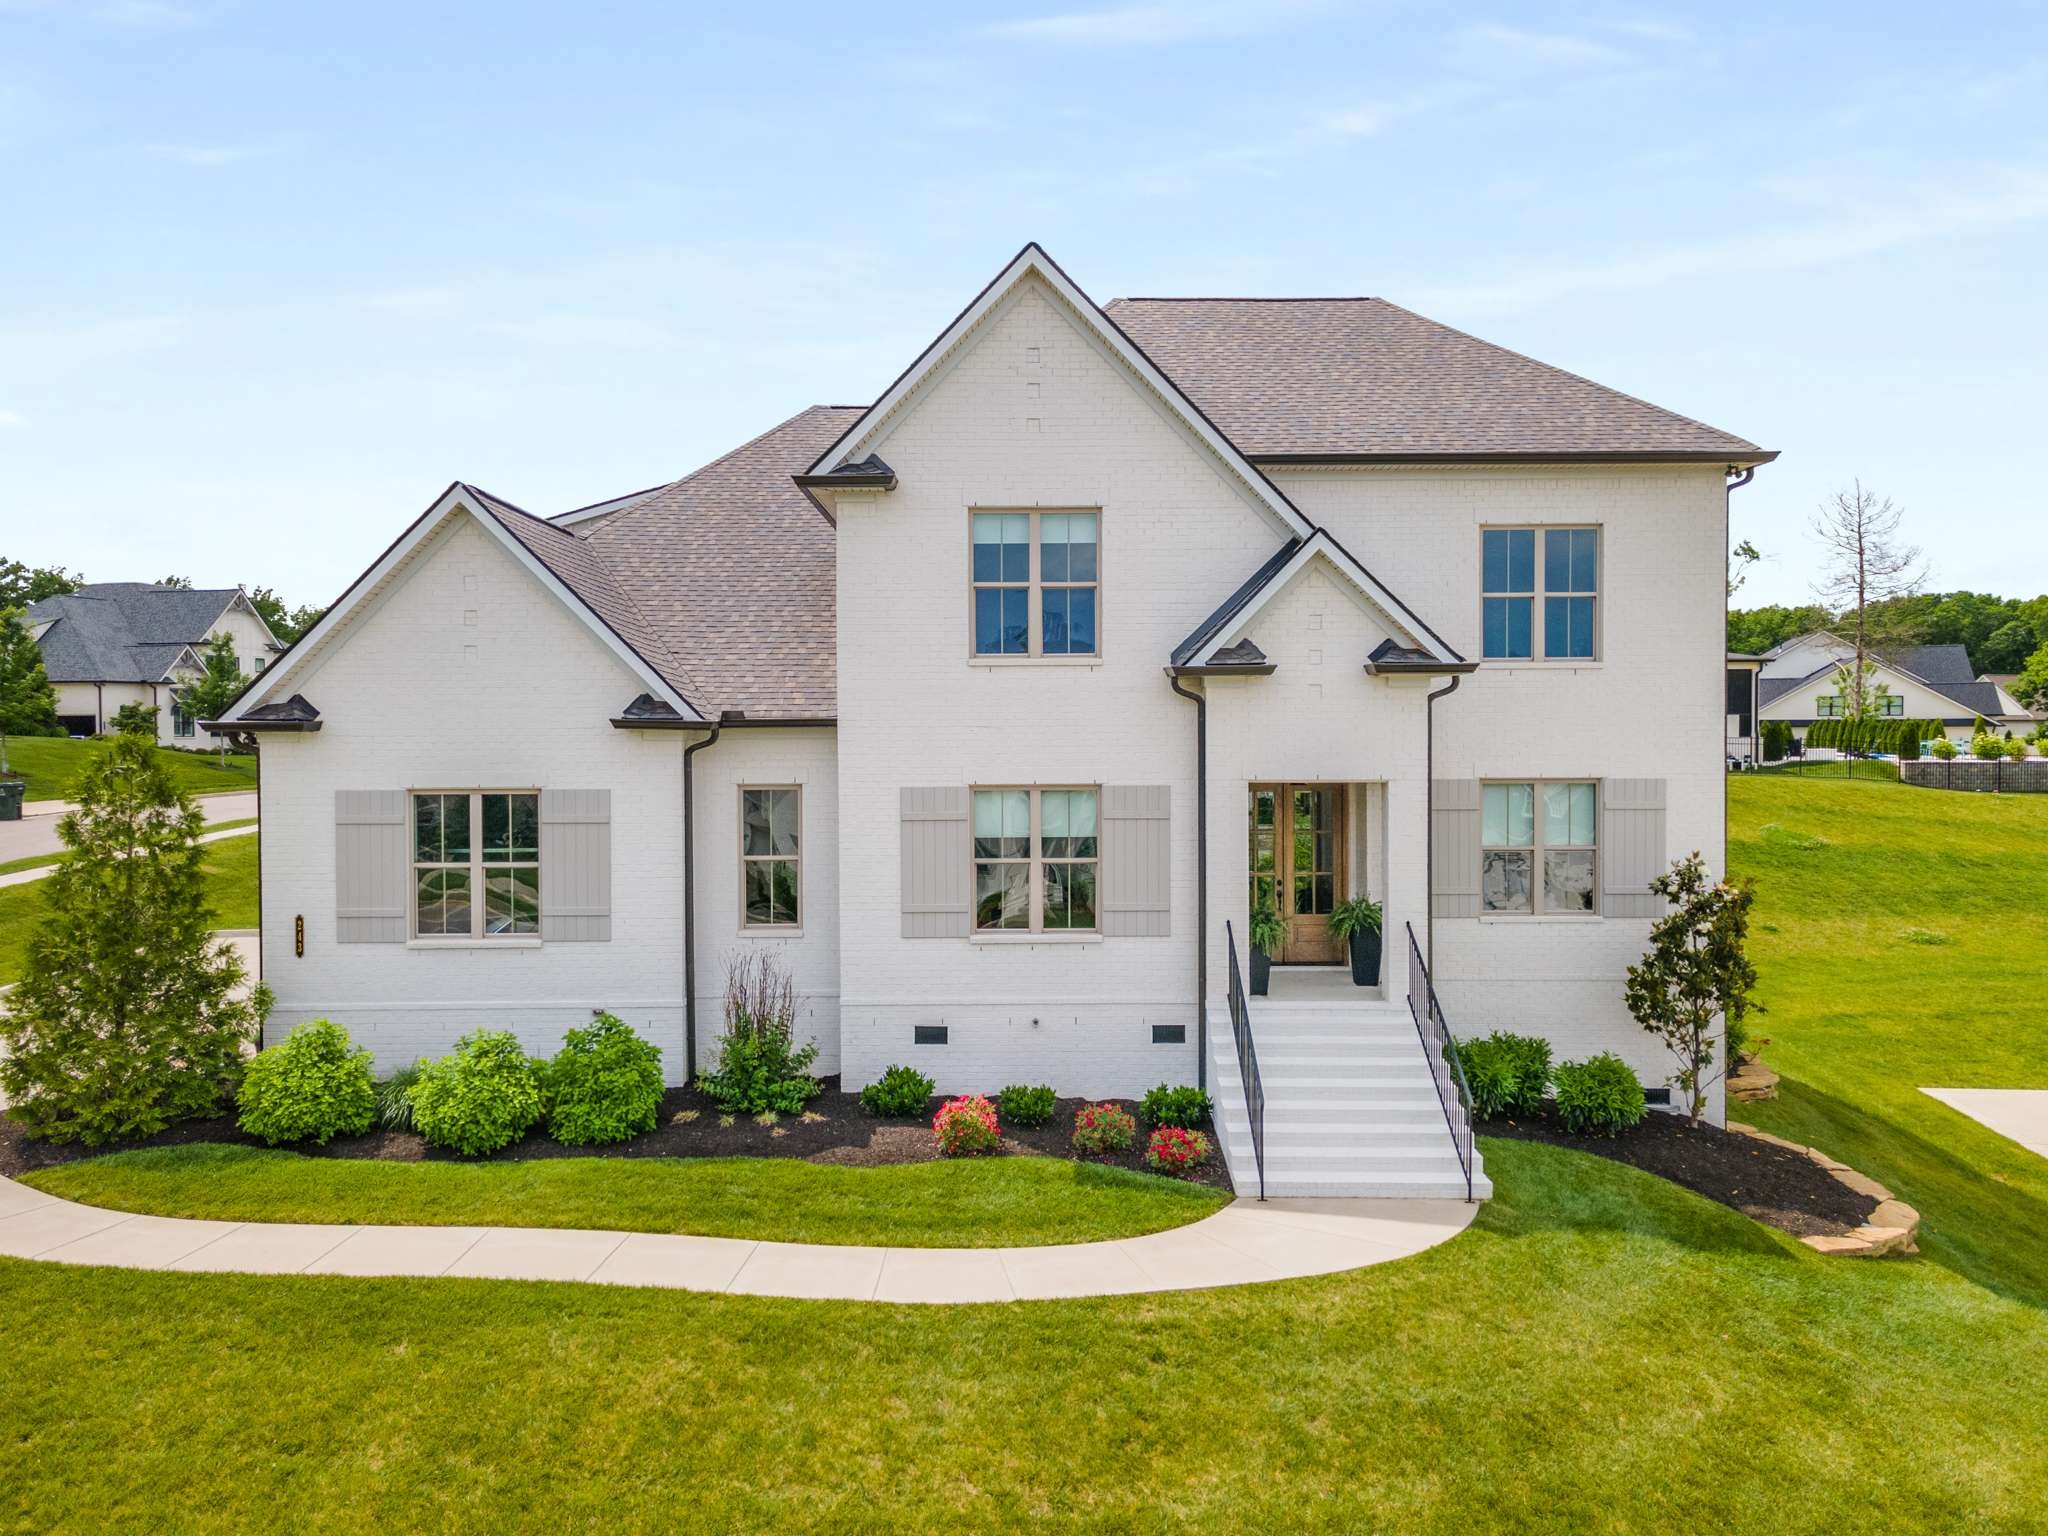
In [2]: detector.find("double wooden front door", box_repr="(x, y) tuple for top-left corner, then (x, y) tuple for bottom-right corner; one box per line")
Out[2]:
(1249, 784), (1347, 964)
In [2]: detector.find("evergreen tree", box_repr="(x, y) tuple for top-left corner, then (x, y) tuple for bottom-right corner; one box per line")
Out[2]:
(0, 604), (63, 774)
(176, 632), (249, 765)
(0, 734), (271, 1143)
(109, 701), (159, 736)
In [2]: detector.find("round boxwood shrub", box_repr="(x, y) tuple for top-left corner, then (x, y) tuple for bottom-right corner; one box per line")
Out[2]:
(1456, 1032), (1552, 1120)
(997, 1083), (1058, 1128)
(1140, 1082), (1212, 1130)
(546, 1012), (664, 1146)
(932, 1093), (1002, 1156)
(1071, 1101), (1137, 1154)
(1551, 1053), (1648, 1137)
(408, 1029), (545, 1157)
(236, 1018), (376, 1146)
(1930, 737), (1959, 760)
(859, 1063), (935, 1118)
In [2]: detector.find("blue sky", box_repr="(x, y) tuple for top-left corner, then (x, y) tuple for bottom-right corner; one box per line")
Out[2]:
(2, 1), (2044, 612)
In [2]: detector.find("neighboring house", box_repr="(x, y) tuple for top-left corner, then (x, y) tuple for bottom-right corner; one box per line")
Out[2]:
(214, 244), (1774, 1196)
(1731, 630), (2027, 757)
(1979, 673), (2040, 722)
(25, 583), (282, 747)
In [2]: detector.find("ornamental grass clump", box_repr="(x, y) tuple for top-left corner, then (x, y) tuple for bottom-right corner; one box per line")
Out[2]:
(932, 1094), (1002, 1156)
(408, 1029), (545, 1157)
(545, 1012), (664, 1146)
(698, 952), (820, 1115)
(1071, 1101), (1137, 1155)
(1144, 1124), (1212, 1174)
(236, 1018), (376, 1147)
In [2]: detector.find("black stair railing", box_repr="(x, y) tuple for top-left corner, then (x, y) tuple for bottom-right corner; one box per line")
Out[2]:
(1224, 921), (1266, 1201)
(1405, 922), (1476, 1203)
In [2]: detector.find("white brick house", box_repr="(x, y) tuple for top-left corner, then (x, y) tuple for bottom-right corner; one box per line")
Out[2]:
(216, 245), (1775, 1198)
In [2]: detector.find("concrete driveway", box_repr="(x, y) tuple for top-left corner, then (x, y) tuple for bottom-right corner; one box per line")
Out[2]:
(1, 790), (256, 864)
(1922, 1089), (2048, 1159)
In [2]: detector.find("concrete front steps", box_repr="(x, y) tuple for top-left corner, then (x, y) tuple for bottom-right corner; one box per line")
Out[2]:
(1206, 997), (1491, 1201)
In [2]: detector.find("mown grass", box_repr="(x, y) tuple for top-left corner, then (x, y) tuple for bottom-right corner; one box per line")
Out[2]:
(0, 817), (256, 879)
(23, 1144), (1231, 1248)
(0, 831), (257, 985)
(0, 735), (257, 802)
(4, 1139), (2045, 1532)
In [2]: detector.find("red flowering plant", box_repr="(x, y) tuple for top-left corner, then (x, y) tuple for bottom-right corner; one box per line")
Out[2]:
(1070, 1101), (1137, 1155)
(932, 1093), (1002, 1156)
(1145, 1125), (1212, 1174)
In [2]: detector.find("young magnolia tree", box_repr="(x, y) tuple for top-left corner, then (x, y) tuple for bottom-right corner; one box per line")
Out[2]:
(174, 632), (249, 765)
(1623, 852), (1760, 1122)
(0, 733), (270, 1143)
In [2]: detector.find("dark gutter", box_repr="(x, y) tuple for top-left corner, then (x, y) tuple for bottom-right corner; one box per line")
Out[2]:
(1172, 663), (1277, 678)
(1250, 450), (1781, 467)
(1363, 659), (1479, 677)
(202, 719), (321, 733)
(792, 470), (897, 492)
(682, 717), (725, 1081)
(1168, 671), (1207, 1091)
(1424, 674), (1462, 974)
(614, 714), (839, 731)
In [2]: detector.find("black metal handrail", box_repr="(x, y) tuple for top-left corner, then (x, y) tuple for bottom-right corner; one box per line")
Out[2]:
(1405, 922), (1476, 1203)
(1224, 921), (1266, 1201)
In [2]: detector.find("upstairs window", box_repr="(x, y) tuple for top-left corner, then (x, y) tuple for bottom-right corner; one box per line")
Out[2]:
(971, 510), (1098, 657)
(1483, 526), (1599, 661)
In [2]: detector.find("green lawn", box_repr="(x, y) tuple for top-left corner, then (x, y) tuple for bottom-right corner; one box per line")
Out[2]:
(23, 1144), (1231, 1248)
(0, 817), (256, 878)
(0, 830), (256, 985)
(0, 734), (257, 802)
(4, 774), (2048, 1530)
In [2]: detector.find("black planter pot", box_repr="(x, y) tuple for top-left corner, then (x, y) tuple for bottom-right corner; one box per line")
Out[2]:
(1348, 928), (1383, 987)
(1249, 947), (1272, 996)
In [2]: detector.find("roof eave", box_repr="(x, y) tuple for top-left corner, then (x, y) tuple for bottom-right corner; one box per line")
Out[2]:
(1362, 658), (1480, 677)
(1251, 450), (1779, 467)
(1167, 663), (1279, 678)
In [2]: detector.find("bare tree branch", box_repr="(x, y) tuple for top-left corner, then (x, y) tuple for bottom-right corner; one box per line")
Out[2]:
(1810, 480), (1927, 719)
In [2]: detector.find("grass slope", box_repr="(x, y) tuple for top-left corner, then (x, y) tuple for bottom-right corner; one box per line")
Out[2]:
(0, 735), (256, 802)
(0, 831), (256, 985)
(1730, 771), (2048, 1305)
(0, 818), (255, 878)
(24, 1144), (1231, 1248)
(4, 1140), (2044, 1532)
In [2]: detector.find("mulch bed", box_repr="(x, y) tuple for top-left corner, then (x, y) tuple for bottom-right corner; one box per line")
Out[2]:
(1485, 1102), (1877, 1238)
(0, 1078), (1234, 1190)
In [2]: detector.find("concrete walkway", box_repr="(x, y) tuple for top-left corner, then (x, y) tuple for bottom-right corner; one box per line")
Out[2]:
(0, 1176), (1475, 1302)
(1922, 1088), (2048, 1159)
(0, 822), (256, 891)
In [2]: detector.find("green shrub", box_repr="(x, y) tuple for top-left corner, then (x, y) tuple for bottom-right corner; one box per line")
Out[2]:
(1551, 1053), (1648, 1136)
(1761, 720), (1792, 761)
(2007, 736), (2029, 762)
(545, 1012), (664, 1146)
(697, 953), (820, 1115)
(860, 1064), (935, 1117)
(1972, 735), (2004, 760)
(377, 1063), (422, 1132)
(235, 1019), (376, 1146)
(1140, 1082), (1212, 1130)
(1930, 737), (1959, 760)
(1895, 723), (1920, 760)
(408, 1030), (545, 1156)
(997, 1082), (1058, 1127)
(1456, 1032), (1552, 1120)
(1071, 1101), (1137, 1154)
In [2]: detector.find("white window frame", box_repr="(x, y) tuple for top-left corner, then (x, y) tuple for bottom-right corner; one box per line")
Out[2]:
(968, 508), (1102, 661)
(738, 784), (802, 932)
(172, 702), (195, 738)
(409, 789), (542, 941)
(971, 785), (1100, 933)
(1480, 779), (1600, 917)
(1480, 524), (1601, 663)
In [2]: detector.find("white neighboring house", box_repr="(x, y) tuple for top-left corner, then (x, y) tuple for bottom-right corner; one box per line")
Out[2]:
(215, 244), (1777, 1198)
(1731, 630), (2024, 759)
(25, 583), (281, 748)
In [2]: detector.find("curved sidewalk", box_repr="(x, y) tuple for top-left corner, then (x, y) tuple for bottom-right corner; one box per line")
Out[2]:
(0, 1174), (1474, 1303)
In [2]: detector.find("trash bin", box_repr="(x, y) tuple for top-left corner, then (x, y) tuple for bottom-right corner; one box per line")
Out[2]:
(0, 779), (23, 821)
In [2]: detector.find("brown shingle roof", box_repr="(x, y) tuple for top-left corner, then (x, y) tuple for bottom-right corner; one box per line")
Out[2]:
(580, 405), (858, 720)
(1104, 297), (1769, 461)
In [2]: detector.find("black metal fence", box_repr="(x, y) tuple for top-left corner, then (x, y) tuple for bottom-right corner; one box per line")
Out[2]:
(1224, 921), (1266, 1202)
(1405, 923), (1476, 1203)
(1901, 758), (2048, 794)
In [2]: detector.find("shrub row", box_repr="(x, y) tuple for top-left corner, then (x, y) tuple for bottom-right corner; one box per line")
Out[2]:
(1760, 719), (1795, 761)
(1804, 717), (1944, 757)
(1453, 1032), (1648, 1137)
(858, 1071), (1212, 1132)
(239, 1013), (665, 1157)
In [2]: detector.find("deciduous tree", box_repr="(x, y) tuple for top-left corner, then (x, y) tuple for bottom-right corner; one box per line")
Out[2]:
(0, 604), (63, 774)
(1624, 852), (1760, 1122)
(175, 632), (248, 764)
(1810, 482), (1925, 721)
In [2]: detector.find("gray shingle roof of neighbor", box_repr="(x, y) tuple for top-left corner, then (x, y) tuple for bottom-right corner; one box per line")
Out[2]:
(1104, 297), (1772, 462)
(579, 405), (859, 720)
(24, 583), (248, 683)
(1758, 645), (2009, 719)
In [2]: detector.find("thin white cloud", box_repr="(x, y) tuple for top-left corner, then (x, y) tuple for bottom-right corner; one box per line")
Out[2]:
(0, 407), (25, 429)
(95, 0), (195, 27)
(1400, 168), (2048, 315)
(145, 141), (272, 166)
(475, 312), (671, 350)
(1450, 22), (1631, 71)
(360, 285), (469, 320)
(978, 0), (1327, 47)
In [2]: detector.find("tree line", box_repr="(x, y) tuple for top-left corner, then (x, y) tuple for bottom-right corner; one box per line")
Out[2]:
(1729, 590), (2048, 679)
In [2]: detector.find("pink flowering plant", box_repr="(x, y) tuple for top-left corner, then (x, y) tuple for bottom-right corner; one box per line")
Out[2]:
(932, 1093), (1002, 1156)
(1145, 1125), (1212, 1174)
(1070, 1101), (1137, 1155)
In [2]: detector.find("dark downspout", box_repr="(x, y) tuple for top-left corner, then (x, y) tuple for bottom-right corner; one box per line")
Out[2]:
(682, 719), (723, 1081)
(1424, 674), (1462, 975)
(1168, 673), (1207, 1090)
(95, 682), (104, 735)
